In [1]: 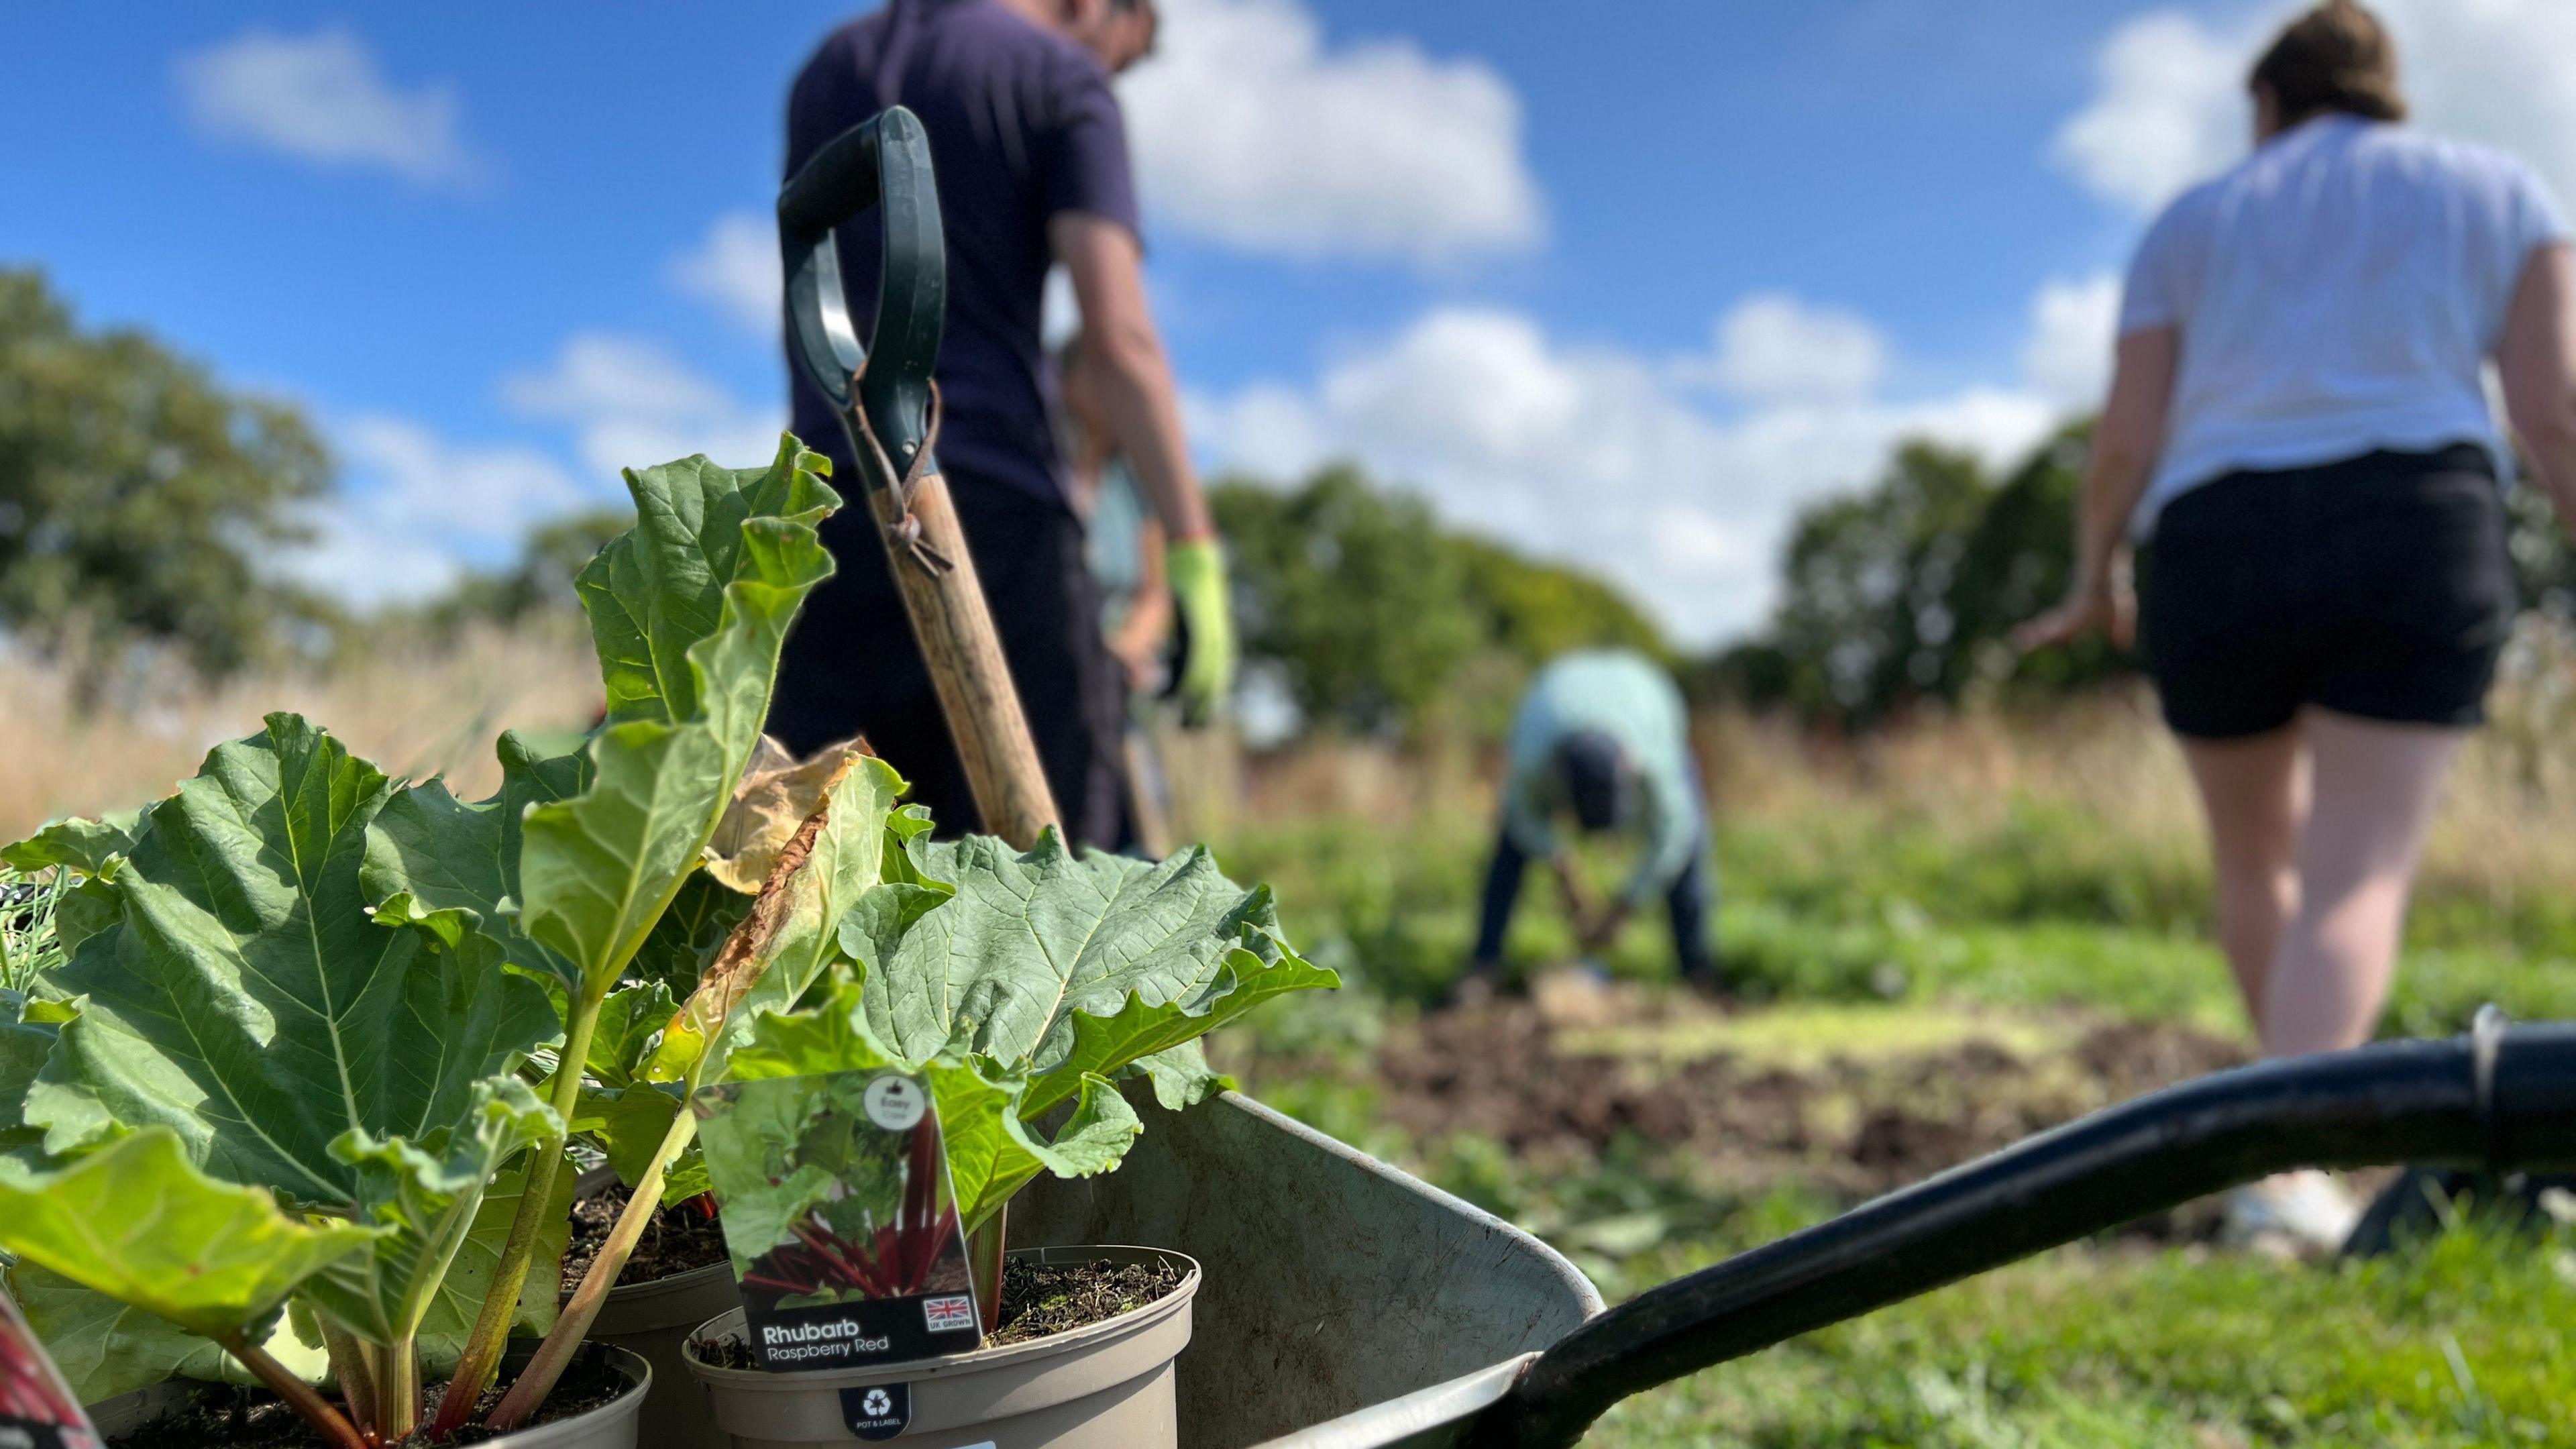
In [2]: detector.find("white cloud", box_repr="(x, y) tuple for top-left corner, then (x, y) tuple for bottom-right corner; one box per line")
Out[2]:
(1120, 0), (1543, 266)
(2056, 2), (2576, 215)
(176, 25), (472, 184)
(669, 213), (782, 339)
(2019, 273), (2123, 409)
(1708, 293), (1888, 404)
(1191, 290), (2080, 644)
(2395, 0), (2576, 207)
(500, 333), (787, 482)
(276, 338), (786, 609)
(2052, 11), (2250, 213)
(279, 417), (592, 606)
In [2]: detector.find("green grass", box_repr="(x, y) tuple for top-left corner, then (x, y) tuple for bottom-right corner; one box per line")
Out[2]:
(1598, 1226), (2576, 1447)
(1219, 801), (2576, 1032)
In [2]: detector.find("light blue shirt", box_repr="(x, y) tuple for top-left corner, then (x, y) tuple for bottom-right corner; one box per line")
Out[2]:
(1501, 650), (1701, 907)
(1084, 458), (1150, 634)
(2122, 116), (2567, 535)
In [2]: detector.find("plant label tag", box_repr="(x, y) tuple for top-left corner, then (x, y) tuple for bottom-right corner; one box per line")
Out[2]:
(0, 1290), (100, 1449)
(694, 1069), (983, 1374)
(838, 1381), (910, 1440)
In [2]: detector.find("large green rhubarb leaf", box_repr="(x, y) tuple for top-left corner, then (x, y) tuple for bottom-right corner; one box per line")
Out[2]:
(5, 1263), (331, 1403)
(517, 439), (838, 1002)
(0, 814), (136, 875)
(725, 977), (1139, 1235)
(0, 1129), (380, 1339)
(1, 989), (54, 1174)
(855, 830), (1338, 1096)
(364, 731), (589, 987)
(21, 715), (559, 1205)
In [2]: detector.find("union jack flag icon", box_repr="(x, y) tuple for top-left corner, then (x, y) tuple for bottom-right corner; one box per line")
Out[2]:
(922, 1295), (976, 1332)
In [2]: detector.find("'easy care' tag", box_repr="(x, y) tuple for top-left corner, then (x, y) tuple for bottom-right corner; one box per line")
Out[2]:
(694, 1069), (983, 1373)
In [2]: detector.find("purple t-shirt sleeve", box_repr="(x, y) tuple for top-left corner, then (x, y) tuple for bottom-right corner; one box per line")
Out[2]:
(1036, 56), (1140, 238)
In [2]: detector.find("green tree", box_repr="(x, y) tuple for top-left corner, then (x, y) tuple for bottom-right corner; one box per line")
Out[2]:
(1218, 467), (1480, 735)
(1214, 466), (1670, 738)
(1715, 424), (2131, 728)
(1762, 441), (1998, 725)
(1947, 421), (2129, 700)
(0, 268), (331, 686)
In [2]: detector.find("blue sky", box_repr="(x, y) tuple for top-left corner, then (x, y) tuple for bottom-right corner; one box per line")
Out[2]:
(5, 0), (2571, 641)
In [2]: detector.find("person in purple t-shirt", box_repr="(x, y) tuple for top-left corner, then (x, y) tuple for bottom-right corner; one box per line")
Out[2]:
(769, 0), (1234, 849)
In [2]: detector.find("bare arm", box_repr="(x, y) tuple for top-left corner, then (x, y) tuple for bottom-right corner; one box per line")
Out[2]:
(1548, 853), (1593, 926)
(2498, 242), (2576, 523)
(1051, 212), (1213, 541)
(2015, 326), (2178, 651)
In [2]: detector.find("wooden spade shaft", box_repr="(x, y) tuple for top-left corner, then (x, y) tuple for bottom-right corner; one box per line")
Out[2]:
(863, 461), (1061, 847)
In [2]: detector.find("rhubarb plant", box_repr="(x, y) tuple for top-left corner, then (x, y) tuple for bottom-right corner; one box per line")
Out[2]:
(0, 436), (848, 1444)
(722, 826), (1339, 1316)
(0, 427), (1335, 1445)
(0, 712), (570, 1442)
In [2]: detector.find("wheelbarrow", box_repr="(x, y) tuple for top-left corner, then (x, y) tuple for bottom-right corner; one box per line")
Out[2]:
(781, 109), (2576, 1448)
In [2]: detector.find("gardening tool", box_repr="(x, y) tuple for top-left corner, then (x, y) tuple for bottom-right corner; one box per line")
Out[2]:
(779, 106), (1061, 850)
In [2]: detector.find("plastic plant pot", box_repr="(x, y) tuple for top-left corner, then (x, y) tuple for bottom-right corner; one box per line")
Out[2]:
(81, 1345), (653, 1449)
(591, 1260), (741, 1449)
(683, 1246), (1198, 1449)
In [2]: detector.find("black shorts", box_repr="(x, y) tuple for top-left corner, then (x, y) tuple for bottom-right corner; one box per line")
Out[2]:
(2138, 443), (2516, 740)
(765, 470), (1132, 849)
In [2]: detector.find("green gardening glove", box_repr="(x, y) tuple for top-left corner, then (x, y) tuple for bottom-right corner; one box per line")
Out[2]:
(1165, 537), (1236, 724)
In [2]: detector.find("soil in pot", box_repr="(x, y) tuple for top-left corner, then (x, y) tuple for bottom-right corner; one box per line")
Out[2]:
(562, 1185), (729, 1289)
(688, 1255), (1185, 1368)
(105, 1346), (631, 1448)
(987, 1254), (1185, 1347)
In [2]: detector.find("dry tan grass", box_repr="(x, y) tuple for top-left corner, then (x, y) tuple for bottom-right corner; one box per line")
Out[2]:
(12, 610), (2576, 909)
(1222, 615), (2576, 908)
(0, 623), (601, 840)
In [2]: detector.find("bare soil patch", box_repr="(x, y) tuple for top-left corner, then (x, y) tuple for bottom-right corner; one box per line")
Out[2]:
(1369, 996), (2251, 1208)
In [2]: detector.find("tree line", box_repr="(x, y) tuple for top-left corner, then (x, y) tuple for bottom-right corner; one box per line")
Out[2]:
(23, 260), (2573, 737)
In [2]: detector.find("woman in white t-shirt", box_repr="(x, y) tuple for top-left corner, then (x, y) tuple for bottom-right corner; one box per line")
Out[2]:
(2020, 1), (2576, 1248)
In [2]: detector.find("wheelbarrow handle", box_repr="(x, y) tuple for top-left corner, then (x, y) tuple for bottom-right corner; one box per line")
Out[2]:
(1466, 1015), (2576, 1449)
(780, 106), (945, 482)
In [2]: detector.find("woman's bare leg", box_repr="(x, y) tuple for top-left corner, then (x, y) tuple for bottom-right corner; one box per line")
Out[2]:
(2178, 724), (2308, 1027)
(2260, 711), (2466, 1058)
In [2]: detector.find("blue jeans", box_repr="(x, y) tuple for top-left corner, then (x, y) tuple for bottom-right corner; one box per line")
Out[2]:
(1470, 828), (1717, 981)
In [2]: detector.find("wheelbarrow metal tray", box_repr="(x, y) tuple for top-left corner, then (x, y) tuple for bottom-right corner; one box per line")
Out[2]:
(1014, 1089), (1600, 1449)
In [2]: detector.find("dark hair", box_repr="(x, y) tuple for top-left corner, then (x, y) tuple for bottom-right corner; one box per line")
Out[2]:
(2249, 1), (2406, 127)
(1557, 730), (1631, 835)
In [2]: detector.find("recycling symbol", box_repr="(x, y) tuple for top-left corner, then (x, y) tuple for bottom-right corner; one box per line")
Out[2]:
(841, 1380), (912, 1440)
